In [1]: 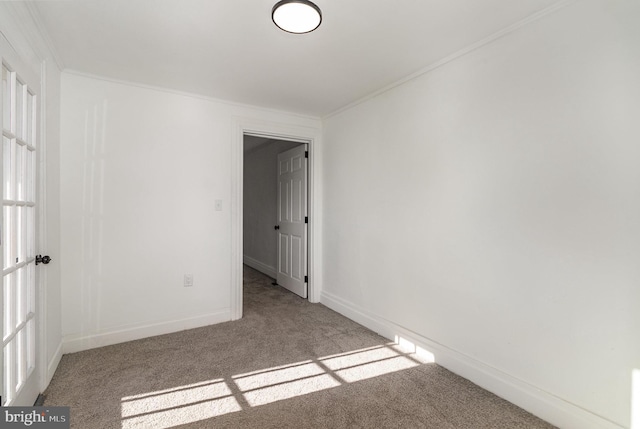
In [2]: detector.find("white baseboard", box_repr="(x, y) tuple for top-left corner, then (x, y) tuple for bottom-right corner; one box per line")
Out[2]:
(62, 310), (230, 354)
(45, 341), (63, 388)
(320, 291), (623, 429)
(243, 255), (276, 279)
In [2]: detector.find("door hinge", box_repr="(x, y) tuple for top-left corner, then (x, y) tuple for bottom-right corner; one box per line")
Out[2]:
(305, 151), (308, 158)
(304, 275), (308, 283)
(305, 216), (308, 224)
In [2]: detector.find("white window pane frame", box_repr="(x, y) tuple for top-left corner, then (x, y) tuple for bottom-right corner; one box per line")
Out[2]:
(1, 57), (38, 406)
(2, 66), (11, 132)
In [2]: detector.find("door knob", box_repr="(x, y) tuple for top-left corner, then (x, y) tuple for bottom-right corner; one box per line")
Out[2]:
(36, 255), (52, 265)
(274, 225), (280, 230)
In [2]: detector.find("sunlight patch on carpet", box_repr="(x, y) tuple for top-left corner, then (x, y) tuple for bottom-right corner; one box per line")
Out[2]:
(322, 345), (420, 383)
(241, 372), (341, 407)
(120, 380), (241, 429)
(233, 360), (323, 391)
(233, 360), (341, 406)
(120, 341), (433, 427)
(395, 335), (436, 363)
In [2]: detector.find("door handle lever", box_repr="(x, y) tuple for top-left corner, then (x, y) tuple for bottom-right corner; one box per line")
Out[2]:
(36, 255), (52, 265)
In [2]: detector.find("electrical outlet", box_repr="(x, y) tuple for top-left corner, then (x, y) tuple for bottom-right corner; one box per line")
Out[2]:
(184, 274), (193, 287)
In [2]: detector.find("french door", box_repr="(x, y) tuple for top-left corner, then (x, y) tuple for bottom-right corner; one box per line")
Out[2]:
(1, 51), (40, 406)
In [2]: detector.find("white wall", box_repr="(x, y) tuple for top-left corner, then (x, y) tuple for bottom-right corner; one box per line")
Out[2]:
(321, 1), (640, 428)
(60, 72), (320, 352)
(243, 139), (301, 277)
(0, 2), (63, 392)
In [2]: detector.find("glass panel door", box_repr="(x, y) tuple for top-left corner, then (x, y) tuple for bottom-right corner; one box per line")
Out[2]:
(1, 61), (38, 406)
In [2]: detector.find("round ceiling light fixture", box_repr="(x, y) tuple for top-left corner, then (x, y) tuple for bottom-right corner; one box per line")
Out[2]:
(272, 0), (322, 34)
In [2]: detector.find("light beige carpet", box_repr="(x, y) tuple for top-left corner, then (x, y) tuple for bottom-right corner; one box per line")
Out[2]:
(44, 266), (555, 428)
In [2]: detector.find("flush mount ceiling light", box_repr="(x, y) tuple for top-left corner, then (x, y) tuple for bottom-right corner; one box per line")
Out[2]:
(272, 0), (322, 34)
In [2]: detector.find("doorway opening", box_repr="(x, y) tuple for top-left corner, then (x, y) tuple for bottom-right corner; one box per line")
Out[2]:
(231, 122), (319, 321)
(242, 135), (309, 307)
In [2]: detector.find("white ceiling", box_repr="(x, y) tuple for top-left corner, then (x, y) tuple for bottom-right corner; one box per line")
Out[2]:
(33, 0), (564, 117)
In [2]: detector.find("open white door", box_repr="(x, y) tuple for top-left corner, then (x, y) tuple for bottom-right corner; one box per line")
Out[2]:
(1, 44), (41, 406)
(275, 145), (307, 298)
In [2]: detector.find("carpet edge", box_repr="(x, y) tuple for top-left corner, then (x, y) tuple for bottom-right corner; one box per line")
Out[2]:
(319, 290), (623, 429)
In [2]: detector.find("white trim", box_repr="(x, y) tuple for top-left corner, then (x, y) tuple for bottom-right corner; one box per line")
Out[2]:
(0, 2), (62, 74)
(64, 69), (319, 122)
(320, 290), (624, 429)
(231, 118), (322, 320)
(45, 341), (62, 387)
(24, 3), (65, 71)
(0, 3), (40, 75)
(243, 255), (276, 279)
(320, 292), (388, 337)
(324, 0), (576, 120)
(62, 311), (230, 354)
(37, 58), (49, 395)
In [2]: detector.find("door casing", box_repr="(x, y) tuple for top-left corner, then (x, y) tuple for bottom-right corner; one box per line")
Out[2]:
(231, 119), (320, 320)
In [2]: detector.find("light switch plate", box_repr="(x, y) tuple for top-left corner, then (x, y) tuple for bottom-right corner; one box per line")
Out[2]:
(184, 274), (193, 287)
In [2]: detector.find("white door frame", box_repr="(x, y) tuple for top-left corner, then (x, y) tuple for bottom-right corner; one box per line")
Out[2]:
(231, 119), (321, 320)
(36, 61), (50, 396)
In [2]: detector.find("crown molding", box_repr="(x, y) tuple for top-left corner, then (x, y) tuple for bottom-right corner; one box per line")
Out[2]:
(0, 3), (39, 68)
(0, 2), (64, 71)
(24, 2), (66, 71)
(64, 68), (322, 123)
(324, 0), (577, 120)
